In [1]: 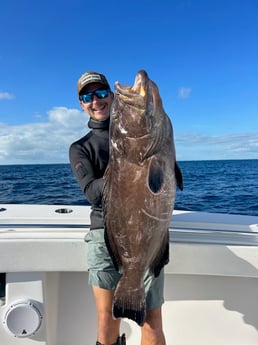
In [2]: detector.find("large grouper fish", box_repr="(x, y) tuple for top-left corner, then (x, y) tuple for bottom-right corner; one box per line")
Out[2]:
(103, 70), (183, 326)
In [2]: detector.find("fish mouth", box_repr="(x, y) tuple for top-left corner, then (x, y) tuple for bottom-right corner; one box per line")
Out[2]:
(132, 70), (149, 97)
(112, 70), (163, 140)
(115, 70), (150, 101)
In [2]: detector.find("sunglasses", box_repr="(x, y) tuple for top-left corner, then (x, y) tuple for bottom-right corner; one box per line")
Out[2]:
(79, 88), (110, 103)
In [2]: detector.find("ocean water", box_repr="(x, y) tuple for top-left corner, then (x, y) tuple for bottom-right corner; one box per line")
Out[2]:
(0, 159), (257, 217)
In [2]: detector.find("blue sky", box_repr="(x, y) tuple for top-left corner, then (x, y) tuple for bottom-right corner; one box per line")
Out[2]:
(0, 0), (257, 164)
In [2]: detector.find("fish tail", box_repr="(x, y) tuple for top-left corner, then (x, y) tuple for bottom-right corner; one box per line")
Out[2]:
(113, 280), (146, 326)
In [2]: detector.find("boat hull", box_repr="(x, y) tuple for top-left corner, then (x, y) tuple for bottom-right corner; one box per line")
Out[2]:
(0, 204), (258, 344)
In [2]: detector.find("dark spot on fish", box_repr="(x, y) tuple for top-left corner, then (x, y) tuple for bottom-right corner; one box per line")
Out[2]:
(148, 158), (164, 193)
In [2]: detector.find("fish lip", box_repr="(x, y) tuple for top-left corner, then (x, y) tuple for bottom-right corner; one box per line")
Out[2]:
(115, 81), (142, 98)
(115, 70), (151, 99)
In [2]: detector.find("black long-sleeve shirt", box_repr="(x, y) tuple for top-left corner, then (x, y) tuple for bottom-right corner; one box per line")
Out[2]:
(69, 118), (109, 229)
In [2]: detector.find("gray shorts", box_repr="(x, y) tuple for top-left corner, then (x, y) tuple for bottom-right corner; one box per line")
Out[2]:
(85, 228), (165, 310)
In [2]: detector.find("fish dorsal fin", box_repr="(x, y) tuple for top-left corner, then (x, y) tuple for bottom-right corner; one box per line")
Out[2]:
(175, 161), (184, 191)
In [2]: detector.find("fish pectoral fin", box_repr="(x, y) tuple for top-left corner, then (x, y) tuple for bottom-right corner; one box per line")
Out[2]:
(148, 157), (164, 193)
(113, 280), (146, 326)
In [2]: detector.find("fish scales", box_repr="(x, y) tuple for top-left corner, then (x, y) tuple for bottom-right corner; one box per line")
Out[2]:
(103, 70), (183, 326)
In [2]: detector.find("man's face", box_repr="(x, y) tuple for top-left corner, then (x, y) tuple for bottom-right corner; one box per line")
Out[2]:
(80, 82), (113, 121)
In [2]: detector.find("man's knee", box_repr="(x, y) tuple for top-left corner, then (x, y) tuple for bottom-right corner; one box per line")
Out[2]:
(142, 307), (163, 332)
(98, 309), (114, 324)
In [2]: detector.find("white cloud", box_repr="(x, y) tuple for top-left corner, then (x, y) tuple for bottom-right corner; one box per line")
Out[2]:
(0, 92), (15, 100)
(175, 132), (258, 161)
(0, 106), (257, 164)
(178, 87), (192, 99)
(0, 107), (89, 164)
(48, 107), (87, 129)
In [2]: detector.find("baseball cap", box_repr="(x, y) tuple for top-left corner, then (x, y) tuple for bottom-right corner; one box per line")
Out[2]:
(77, 71), (110, 96)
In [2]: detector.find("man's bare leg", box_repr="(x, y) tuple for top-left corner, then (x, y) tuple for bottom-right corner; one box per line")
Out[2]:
(141, 307), (166, 345)
(92, 285), (121, 345)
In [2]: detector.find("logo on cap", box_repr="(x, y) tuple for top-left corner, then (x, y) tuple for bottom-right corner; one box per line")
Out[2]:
(80, 74), (102, 86)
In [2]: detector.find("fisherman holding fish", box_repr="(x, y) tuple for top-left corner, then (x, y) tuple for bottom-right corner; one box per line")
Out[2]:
(70, 70), (183, 345)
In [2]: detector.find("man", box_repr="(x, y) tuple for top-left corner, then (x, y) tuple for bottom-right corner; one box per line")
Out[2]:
(69, 71), (166, 345)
